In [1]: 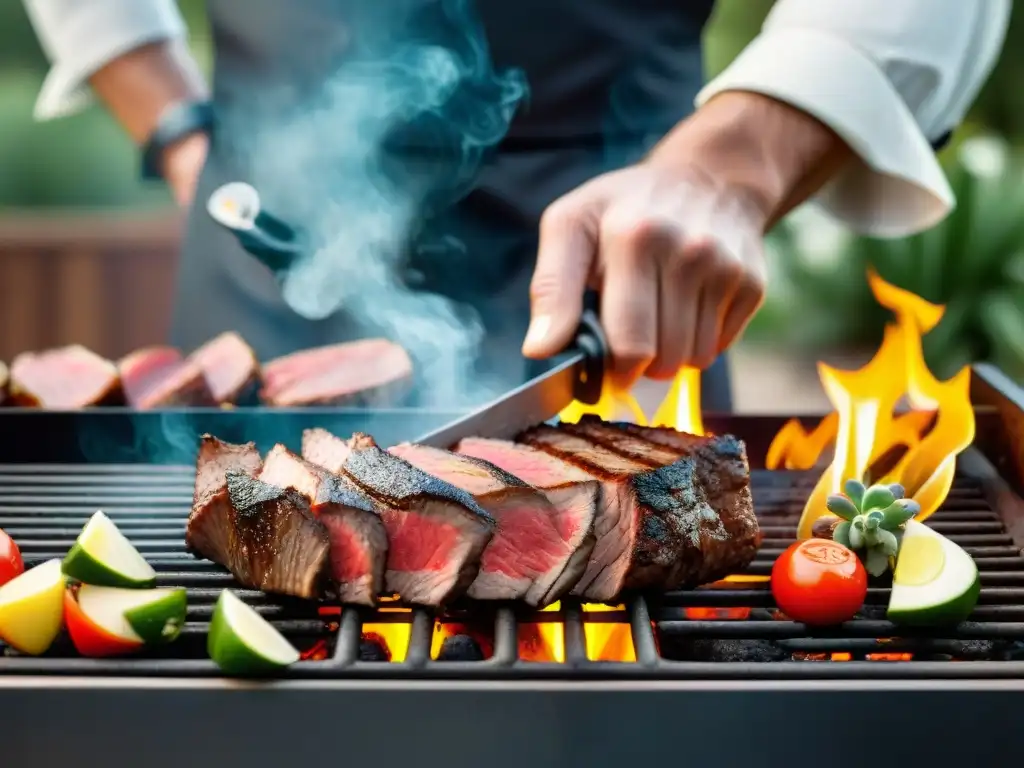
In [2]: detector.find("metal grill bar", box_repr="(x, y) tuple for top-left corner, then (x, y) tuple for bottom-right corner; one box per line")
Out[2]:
(2, 464), (1024, 679)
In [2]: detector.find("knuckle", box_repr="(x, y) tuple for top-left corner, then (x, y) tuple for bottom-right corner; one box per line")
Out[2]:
(529, 271), (565, 303)
(539, 199), (575, 237)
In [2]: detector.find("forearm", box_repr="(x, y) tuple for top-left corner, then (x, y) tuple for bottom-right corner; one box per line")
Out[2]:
(668, 0), (1011, 238)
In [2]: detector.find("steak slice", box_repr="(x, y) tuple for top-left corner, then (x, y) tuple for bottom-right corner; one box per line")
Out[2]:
(301, 427), (351, 473)
(518, 424), (727, 600)
(188, 331), (261, 405)
(455, 438), (601, 601)
(9, 345), (124, 408)
(119, 346), (215, 409)
(260, 339), (413, 407)
(560, 418), (760, 584)
(339, 433), (495, 606)
(390, 443), (594, 605)
(259, 444), (387, 606)
(187, 436), (330, 599)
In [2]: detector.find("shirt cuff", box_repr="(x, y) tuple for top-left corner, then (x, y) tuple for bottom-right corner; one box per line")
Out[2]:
(697, 27), (955, 238)
(33, 1), (186, 120)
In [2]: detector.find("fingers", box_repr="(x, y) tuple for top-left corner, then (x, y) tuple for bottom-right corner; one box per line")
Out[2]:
(522, 198), (598, 359)
(717, 267), (767, 354)
(646, 240), (708, 380)
(599, 216), (661, 389)
(691, 239), (742, 369)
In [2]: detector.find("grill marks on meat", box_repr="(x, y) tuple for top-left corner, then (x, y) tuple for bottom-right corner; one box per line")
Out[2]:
(260, 339), (413, 407)
(186, 435), (328, 599)
(390, 443), (595, 606)
(518, 425), (726, 600)
(188, 331), (261, 405)
(119, 346), (215, 409)
(9, 345), (124, 408)
(221, 472), (330, 598)
(259, 444), (386, 606)
(339, 434), (495, 606)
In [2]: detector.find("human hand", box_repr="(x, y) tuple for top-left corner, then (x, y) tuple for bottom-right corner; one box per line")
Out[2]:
(161, 131), (209, 208)
(522, 159), (769, 389)
(521, 92), (849, 390)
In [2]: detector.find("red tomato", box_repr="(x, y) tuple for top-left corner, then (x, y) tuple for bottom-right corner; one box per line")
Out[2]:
(771, 539), (867, 625)
(0, 529), (24, 587)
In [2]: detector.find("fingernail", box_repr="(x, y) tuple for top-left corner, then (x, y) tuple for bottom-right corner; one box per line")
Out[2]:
(523, 315), (552, 350)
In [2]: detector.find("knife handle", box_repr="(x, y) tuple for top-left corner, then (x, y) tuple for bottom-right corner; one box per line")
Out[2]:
(573, 304), (606, 405)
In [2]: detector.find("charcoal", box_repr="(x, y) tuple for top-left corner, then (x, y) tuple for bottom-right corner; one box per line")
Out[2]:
(436, 634), (485, 662)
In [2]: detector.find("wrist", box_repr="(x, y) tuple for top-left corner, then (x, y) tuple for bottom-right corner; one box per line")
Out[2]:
(649, 91), (850, 229)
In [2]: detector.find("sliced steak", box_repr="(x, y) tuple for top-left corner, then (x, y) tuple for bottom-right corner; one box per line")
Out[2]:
(560, 418), (760, 584)
(260, 339), (413, 407)
(259, 444), (386, 606)
(518, 424), (727, 600)
(119, 346), (215, 409)
(301, 427), (351, 473)
(187, 435), (329, 598)
(390, 443), (594, 605)
(339, 433), (495, 606)
(9, 345), (124, 408)
(189, 331), (261, 405)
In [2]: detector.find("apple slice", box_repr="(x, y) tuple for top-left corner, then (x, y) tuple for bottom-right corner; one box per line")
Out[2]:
(64, 589), (143, 657)
(63, 511), (156, 588)
(0, 559), (65, 655)
(208, 590), (299, 676)
(74, 585), (187, 651)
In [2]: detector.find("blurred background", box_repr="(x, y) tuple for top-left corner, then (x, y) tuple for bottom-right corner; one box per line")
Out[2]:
(1, 0), (1022, 412)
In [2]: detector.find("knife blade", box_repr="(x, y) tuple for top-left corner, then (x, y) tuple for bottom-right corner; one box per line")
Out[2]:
(414, 307), (606, 448)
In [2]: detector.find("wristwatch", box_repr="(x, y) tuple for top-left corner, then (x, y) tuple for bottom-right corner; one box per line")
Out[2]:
(140, 99), (216, 181)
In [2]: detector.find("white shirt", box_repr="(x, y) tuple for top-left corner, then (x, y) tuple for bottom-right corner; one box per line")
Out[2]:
(22, 0), (1010, 237)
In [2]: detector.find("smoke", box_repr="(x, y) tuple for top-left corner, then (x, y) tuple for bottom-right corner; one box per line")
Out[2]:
(224, 0), (527, 407)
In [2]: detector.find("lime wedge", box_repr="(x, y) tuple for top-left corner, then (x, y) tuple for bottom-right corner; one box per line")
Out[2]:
(0, 559), (66, 655)
(208, 590), (300, 676)
(78, 585), (187, 645)
(63, 511), (156, 588)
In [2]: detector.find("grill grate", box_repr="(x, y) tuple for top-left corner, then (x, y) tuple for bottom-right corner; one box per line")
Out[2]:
(2, 464), (1024, 679)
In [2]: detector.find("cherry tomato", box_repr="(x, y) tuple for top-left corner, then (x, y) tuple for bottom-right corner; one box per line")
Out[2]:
(0, 529), (24, 587)
(771, 539), (867, 625)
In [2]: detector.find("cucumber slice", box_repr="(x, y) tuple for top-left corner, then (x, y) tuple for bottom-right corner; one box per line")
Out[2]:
(207, 590), (299, 676)
(78, 585), (186, 645)
(63, 511), (156, 588)
(887, 520), (980, 626)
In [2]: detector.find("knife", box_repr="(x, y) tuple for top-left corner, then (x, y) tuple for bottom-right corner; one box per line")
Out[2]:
(414, 305), (607, 448)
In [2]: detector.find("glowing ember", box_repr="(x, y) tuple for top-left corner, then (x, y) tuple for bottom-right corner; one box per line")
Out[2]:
(582, 604), (636, 661)
(519, 601), (565, 662)
(774, 270), (977, 539)
(362, 607), (412, 663)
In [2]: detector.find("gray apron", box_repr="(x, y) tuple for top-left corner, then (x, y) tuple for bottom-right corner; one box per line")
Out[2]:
(173, 0), (732, 409)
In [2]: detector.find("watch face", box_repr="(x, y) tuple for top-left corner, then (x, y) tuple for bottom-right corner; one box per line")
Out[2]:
(207, 182), (261, 231)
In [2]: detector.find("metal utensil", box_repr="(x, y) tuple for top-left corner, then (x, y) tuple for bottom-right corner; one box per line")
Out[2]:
(207, 181), (304, 277)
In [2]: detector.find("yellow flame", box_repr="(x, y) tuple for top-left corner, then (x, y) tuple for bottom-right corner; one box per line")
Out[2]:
(766, 412), (839, 471)
(791, 270), (976, 539)
(582, 604), (637, 661)
(651, 367), (705, 436)
(559, 384), (648, 425)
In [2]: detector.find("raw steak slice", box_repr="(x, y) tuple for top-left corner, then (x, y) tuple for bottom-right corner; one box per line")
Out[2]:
(259, 444), (387, 606)
(9, 345), (124, 408)
(301, 427), (351, 473)
(189, 331), (261, 405)
(339, 433), (495, 606)
(391, 443), (595, 605)
(119, 346), (215, 409)
(561, 418), (760, 584)
(260, 338), (413, 407)
(518, 424), (727, 600)
(187, 435), (329, 598)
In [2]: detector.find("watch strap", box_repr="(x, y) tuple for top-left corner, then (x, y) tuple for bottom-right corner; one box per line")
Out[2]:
(140, 99), (215, 181)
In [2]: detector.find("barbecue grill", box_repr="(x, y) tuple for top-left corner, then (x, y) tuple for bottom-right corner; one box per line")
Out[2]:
(3, 365), (1024, 767)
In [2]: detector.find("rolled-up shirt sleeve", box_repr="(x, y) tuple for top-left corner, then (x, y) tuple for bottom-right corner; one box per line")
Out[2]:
(22, 0), (187, 120)
(697, 0), (1011, 237)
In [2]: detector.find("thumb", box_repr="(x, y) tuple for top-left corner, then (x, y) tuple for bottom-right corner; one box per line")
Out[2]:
(522, 200), (597, 358)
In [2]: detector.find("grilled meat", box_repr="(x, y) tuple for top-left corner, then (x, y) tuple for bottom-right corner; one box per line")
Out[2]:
(119, 346), (215, 409)
(301, 427), (351, 473)
(339, 433), (495, 606)
(391, 443), (596, 606)
(9, 345), (124, 408)
(260, 338), (413, 407)
(188, 331), (261, 405)
(260, 444), (386, 606)
(518, 424), (727, 600)
(563, 418), (760, 584)
(186, 435), (329, 599)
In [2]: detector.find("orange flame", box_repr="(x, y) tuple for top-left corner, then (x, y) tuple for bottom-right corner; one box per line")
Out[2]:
(788, 270), (976, 539)
(582, 604), (637, 661)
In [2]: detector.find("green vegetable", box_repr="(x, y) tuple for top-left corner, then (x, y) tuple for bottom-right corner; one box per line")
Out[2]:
(888, 521), (980, 626)
(207, 590), (299, 677)
(825, 482), (922, 576)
